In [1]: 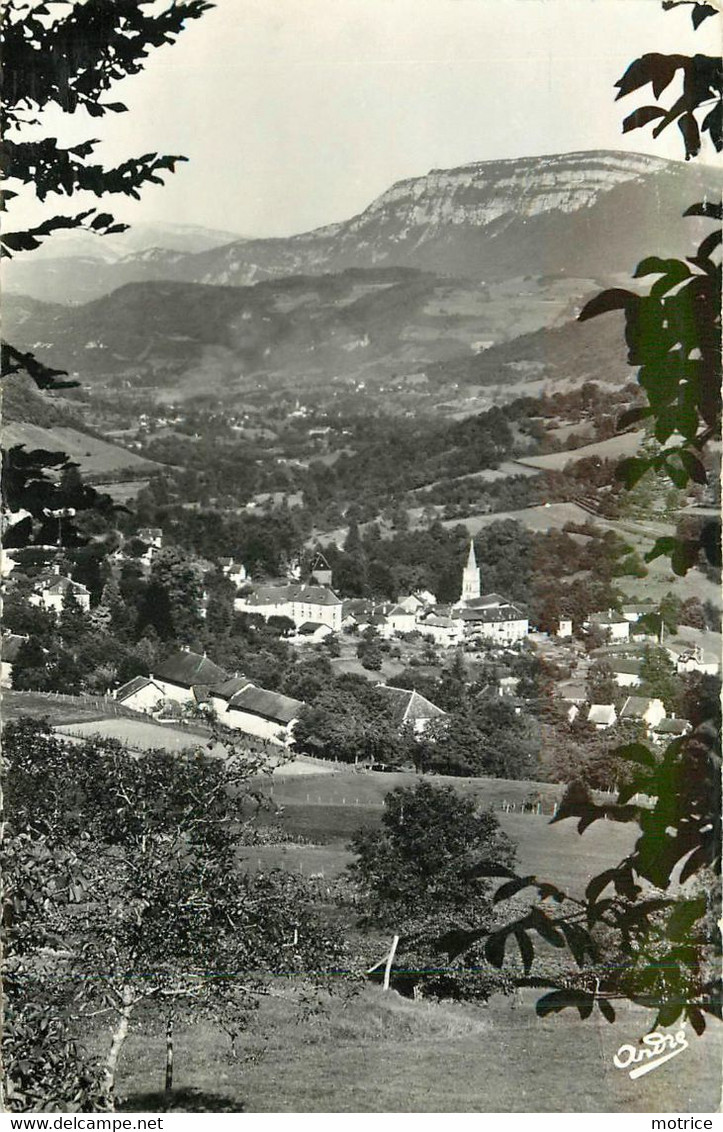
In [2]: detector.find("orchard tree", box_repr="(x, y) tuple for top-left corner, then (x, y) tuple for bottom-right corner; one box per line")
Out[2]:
(2, 718), (346, 1110)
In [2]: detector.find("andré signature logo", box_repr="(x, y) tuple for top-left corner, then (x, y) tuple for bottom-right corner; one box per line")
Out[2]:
(613, 1029), (689, 1080)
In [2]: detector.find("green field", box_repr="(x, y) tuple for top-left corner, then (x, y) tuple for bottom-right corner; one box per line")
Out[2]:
(441, 501), (595, 535)
(515, 430), (646, 471)
(113, 984), (721, 1113)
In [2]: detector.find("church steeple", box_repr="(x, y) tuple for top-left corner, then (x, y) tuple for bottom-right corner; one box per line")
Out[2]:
(461, 539), (481, 602)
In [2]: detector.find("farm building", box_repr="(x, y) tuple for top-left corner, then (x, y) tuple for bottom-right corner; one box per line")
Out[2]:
(620, 696), (666, 732)
(152, 649), (230, 705)
(376, 685), (446, 735)
(586, 610), (630, 641)
(115, 675), (167, 712)
(587, 704), (617, 730)
(650, 716), (692, 743)
(223, 685), (304, 745)
(609, 658), (643, 688)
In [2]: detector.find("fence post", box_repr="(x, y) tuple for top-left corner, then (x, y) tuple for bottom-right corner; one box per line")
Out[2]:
(383, 935), (400, 993)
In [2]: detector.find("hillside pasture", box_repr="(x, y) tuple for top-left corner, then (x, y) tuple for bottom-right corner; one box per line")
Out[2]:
(441, 501), (594, 535)
(2, 422), (162, 480)
(115, 983), (721, 1112)
(514, 430), (645, 471)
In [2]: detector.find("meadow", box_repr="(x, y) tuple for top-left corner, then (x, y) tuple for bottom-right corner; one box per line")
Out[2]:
(113, 983), (722, 1113)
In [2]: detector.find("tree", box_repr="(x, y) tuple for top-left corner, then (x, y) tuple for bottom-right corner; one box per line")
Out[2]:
(1, 0), (213, 547)
(349, 781), (517, 998)
(446, 3), (721, 1035)
(2, 718), (346, 1110)
(293, 681), (406, 765)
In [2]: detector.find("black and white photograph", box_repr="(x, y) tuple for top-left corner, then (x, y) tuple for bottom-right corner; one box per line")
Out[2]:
(1, 0), (721, 1116)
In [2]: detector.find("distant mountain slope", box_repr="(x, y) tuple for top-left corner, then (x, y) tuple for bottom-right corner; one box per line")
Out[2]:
(3, 222), (245, 303)
(4, 150), (716, 303)
(3, 267), (618, 399)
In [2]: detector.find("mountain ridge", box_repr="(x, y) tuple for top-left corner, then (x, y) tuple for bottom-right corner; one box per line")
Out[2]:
(4, 149), (715, 304)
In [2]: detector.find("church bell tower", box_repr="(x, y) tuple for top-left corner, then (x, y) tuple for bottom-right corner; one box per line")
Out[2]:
(461, 540), (481, 603)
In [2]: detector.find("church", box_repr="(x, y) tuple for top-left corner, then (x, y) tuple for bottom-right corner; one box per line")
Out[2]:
(450, 540), (529, 644)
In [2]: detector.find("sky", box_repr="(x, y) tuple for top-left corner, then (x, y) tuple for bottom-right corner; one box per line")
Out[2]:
(8, 0), (721, 240)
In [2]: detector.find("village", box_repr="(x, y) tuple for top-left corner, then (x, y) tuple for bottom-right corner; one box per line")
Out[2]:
(3, 520), (717, 767)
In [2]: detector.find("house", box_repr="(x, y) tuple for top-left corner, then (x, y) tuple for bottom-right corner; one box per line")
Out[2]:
(235, 582), (343, 632)
(222, 685), (304, 745)
(309, 552), (333, 587)
(621, 601), (657, 623)
(396, 594), (425, 615)
(29, 567), (91, 614)
(620, 696), (666, 730)
(557, 679), (587, 705)
(455, 603), (529, 643)
(376, 685), (446, 735)
(385, 605), (417, 636)
(219, 557), (248, 587)
(1, 634), (26, 687)
(675, 647), (720, 677)
(556, 619), (573, 638)
(610, 658), (643, 688)
(294, 621), (334, 643)
(587, 704), (617, 730)
(418, 614), (464, 649)
(114, 675), (167, 713)
(152, 649), (229, 705)
(138, 527), (163, 549)
(650, 716), (692, 743)
(587, 610), (630, 641)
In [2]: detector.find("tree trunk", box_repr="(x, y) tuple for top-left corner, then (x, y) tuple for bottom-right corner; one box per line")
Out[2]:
(164, 1014), (174, 1104)
(103, 986), (135, 1107)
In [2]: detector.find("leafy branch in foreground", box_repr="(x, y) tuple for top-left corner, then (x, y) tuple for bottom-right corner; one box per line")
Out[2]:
(434, 728), (721, 1031)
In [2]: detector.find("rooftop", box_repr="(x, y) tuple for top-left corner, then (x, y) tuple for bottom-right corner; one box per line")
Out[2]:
(155, 650), (229, 689)
(377, 685), (446, 727)
(227, 685), (304, 725)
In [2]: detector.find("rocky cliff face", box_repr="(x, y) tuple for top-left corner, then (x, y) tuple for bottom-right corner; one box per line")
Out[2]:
(5, 150), (715, 302)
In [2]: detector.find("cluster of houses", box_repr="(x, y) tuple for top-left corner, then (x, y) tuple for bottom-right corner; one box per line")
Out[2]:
(114, 646), (446, 747)
(232, 544), (531, 648)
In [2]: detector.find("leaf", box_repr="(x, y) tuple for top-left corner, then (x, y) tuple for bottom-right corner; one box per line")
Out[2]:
(623, 105), (667, 133)
(679, 450), (707, 485)
(696, 228), (722, 262)
(536, 988), (594, 1019)
(586, 869), (620, 904)
(494, 875), (538, 903)
(618, 406), (652, 429)
(616, 457), (651, 489)
(578, 288), (634, 321)
(514, 928), (534, 975)
(614, 54), (684, 101)
(687, 1006), (706, 1036)
(615, 742), (657, 769)
(657, 1001), (684, 1028)
(684, 199), (723, 220)
(633, 255), (689, 280)
(692, 3), (718, 29)
(485, 930), (509, 968)
(598, 998), (616, 1023)
(666, 896), (707, 942)
(531, 910), (565, 948)
(678, 112), (702, 159)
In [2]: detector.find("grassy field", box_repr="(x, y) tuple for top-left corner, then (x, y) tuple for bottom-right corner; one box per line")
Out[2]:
(56, 716), (221, 754)
(113, 983), (722, 1112)
(1, 689), (149, 727)
(441, 501), (594, 535)
(516, 430), (646, 471)
(2, 422), (162, 479)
